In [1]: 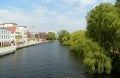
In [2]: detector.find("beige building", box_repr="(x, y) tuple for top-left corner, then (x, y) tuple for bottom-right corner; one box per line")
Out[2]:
(15, 26), (27, 45)
(30, 32), (39, 42)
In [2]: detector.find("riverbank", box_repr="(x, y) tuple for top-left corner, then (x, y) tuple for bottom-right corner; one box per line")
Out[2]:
(17, 41), (49, 49)
(0, 46), (16, 56)
(0, 40), (50, 56)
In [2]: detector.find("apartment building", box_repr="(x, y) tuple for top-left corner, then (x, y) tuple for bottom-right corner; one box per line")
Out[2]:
(0, 26), (11, 47)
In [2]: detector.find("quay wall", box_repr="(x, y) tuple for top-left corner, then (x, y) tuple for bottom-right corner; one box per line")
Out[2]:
(0, 41), (50, 56)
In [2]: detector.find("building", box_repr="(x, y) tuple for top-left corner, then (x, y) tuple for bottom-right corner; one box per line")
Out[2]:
(38, 32), (47, 41)
(15, 26), (27, 45)
(0, 26), (11, 47)
(0, 24), (3, 27)
(26, 31), (32, 43)
(2, 23), (17, 45)
(30, 32), (39, 42)
(15, 32), (23, 46)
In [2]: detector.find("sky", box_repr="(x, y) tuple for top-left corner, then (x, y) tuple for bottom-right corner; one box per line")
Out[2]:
(0, 0), (116, 32)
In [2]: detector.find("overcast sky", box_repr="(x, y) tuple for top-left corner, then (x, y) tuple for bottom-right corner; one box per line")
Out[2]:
(0, 0), (116, 32)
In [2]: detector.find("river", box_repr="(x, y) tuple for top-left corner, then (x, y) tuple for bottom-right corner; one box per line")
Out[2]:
(0, 41), (119, 78)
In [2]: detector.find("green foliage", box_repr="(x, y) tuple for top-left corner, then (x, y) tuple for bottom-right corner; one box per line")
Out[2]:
(59, 1), (120, 74)
(46, 32), (56, 40)
(70, 30), (86, 52)
(110, 53), (120, 72)
(87, 2), (120, 73)
(58, 30), (70, 46)
(87, 3), (120, 51)
(70, 30), (112, 74)
(83, 41), (112, 74)
(115, 0), (120, 13)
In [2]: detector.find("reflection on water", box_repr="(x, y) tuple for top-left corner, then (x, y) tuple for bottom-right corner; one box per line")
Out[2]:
(0, 41), (119, 78)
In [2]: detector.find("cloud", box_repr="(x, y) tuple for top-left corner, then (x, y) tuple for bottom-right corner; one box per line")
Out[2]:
(41, 0), (50, 3)
(63, 0), (97, 6)
(0, 0), (115, 32)
(101, 0), (114, 3)
(0, 7), (34, 26)
(33, 7), (48, 16)
(0, 4), (86, 32)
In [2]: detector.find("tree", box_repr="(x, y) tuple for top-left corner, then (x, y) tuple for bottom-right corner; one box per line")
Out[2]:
(46, 32), (56, 40)
(87, 3), (120, 72)
(87, 3), (120, 52)
(83, 40), (111, 74)
(58, 2), (120, 74)
(70, 30), (86, 52)
(115, 0), (120, 14)
(109, 0), (120, 72)
(115, 0), (120, 53)
(58, 30), (70, 46)
(70, 30), (112, 74)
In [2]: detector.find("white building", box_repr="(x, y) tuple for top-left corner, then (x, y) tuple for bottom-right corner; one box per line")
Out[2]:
(2, 23), (17, 44)
(16, 26), (27, 45)
(0, 26), (11, 47)
(0, 24), (3, 27)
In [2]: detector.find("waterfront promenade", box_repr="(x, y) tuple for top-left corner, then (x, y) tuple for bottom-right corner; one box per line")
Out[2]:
(0, 41), (49, 56)
(17, 41), (49, 49)
(0, 46), (16, 56)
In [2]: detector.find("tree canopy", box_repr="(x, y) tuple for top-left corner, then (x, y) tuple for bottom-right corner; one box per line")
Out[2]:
(58, 30), (70, 46)
(70, 30), (111, 74)
(86, 2), (120, 73)
(46, 32), (56, 40)
(87, 3), (120, 52)
(58, 0), (120, 74)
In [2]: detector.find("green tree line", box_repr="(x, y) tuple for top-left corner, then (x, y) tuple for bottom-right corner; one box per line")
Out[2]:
(58, 0), (120, 74)
(58, 30), (71, 46)
(46, 32), (56, 40)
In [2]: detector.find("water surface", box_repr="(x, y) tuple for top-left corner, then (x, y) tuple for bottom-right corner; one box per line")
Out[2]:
(0, 41), (119, 78)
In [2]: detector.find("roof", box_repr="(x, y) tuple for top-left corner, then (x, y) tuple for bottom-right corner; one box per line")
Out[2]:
(18, 25), (27, 28)
(5, 26), (16, 32)
(0, 27), (10, 31)
(3, 23), (17, 25)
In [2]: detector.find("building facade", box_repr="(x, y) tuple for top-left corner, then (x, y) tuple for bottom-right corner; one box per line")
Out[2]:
(0, 27), (11, 47)
(15, 26), (27, 45)
(30, 32), (39, 42)
(2, 23), (17, 45)
(38, 32), (47, 41)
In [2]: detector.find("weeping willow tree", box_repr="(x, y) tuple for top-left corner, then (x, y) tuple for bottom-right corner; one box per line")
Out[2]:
(70, 30), (112, 74)
(87, 3), (120, 72)
(59, 2), (120, 74)
(46, 32), (56, 40)
(87, 3), (120, 52)
(58, 30), (70, 46)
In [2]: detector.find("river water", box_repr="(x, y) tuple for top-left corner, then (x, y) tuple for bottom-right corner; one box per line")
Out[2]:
(0, 41), (119, 78)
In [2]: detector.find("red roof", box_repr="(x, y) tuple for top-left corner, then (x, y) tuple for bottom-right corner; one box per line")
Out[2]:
(5, 26), (16, 32)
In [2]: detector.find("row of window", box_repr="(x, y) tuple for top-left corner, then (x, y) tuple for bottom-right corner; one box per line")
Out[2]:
(0, 29), (10, 34)
(0, 35), (10, 39)
(0, 28), (11, 40)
